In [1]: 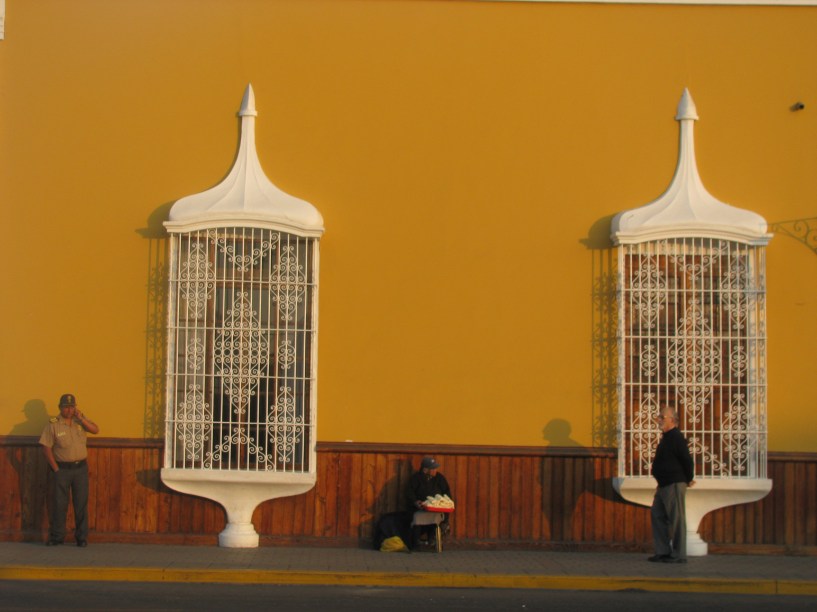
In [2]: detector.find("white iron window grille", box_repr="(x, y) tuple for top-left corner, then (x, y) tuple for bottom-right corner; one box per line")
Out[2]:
(617, 238), (767, 479)
(165, 227), (318, 473)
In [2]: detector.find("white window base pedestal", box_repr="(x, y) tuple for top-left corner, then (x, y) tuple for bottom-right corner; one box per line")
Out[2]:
(161, 469), (316, 547)
(613, 476), (772, 556)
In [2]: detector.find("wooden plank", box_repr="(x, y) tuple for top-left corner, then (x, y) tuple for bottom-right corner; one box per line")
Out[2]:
(763, 461), (785, 544)
(323, 452), (339, 537)
(312, 452), (329, 536)
(370, 452), (387, 518)
(516, 456), (531, 540)
(487, 455), (501, 540)
(96, 447), (115, 533)
(507, 456), (521, 540)
(453, 454), (468, 539)
(784, 461), (795, 546)
(349, 452), (364, 539)
(477, 455), (490, 539)
(465, 455), (479, 539)
(359, 452), (376, 542)
(498, 456), (512, 539)
(530, 455), (542, 541)
(581, 456), (594, 542)
(807, 462), (817, 546)
(592, 456), (605, 543)
(541, 456), (553, 541)
(562, 457), (574, 542)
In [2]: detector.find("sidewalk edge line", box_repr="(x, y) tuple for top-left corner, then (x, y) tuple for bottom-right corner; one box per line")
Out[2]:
(2, 566), (817, 595)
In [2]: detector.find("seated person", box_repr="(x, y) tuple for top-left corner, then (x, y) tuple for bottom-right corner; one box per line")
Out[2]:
(406, 456), (452, 548)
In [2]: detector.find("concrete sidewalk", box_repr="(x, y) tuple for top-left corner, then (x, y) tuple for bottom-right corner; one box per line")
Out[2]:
(1, 542), (815, 596)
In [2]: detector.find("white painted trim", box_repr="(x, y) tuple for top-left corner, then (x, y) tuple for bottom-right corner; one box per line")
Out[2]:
(483, 0), (817, 5)
(1, 1), (5, 41)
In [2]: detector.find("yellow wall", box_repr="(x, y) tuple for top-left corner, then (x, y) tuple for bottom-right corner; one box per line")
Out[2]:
(1, 1), (815, 451)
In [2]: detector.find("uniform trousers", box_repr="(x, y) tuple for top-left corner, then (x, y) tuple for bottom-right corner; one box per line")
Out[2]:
(49, 463), (89, 543)
(651, 481), (687, 559)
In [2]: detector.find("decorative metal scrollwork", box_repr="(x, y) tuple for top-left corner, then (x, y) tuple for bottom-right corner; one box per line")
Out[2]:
(179, 243), (215, 319)
(214, 292), (270, 416)
(619, 238), (766, 479)
(209, 229), (279, 272)
(168, 228), (316, 472)
(270, 246), (306, 322)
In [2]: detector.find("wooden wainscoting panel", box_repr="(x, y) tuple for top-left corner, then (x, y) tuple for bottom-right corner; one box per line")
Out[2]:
(0, 437), (814, 553)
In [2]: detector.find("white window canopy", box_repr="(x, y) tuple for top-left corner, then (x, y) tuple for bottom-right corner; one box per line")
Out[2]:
(611, 89), (771, 247)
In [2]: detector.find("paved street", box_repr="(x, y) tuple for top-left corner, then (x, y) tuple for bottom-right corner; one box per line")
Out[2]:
(2, 582), (817, 611)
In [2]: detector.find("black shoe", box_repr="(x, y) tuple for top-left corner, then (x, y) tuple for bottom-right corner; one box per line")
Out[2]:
(647, 554), (669, 562)
(45, 540), (63, 547)
(662, 556), (686, 563)
(76, 540), (87, 548)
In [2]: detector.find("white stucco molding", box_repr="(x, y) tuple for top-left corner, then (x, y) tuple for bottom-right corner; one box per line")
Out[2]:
(614, 477), (773, 556)
(166, 84), (324, 237)
(612, 89), (772, 246)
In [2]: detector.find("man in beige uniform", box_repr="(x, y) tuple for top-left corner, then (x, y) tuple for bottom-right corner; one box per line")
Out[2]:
(39, 393), (99, 547)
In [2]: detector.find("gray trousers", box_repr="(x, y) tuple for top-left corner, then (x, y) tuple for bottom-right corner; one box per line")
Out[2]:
(49, 464), (89, 543)
(651, 482), (687, 559)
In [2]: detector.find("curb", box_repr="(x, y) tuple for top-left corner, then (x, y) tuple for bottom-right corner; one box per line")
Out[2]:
(2, 566), (817, 595)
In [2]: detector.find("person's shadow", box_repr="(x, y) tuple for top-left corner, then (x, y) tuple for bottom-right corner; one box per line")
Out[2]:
(367, 457), (414, 547)
(540, 418), (625, 542)
(542, 419), (582, 448)
(7, 399), (52, 540)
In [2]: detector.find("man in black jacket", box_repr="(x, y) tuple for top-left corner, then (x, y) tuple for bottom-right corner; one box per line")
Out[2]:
(649, 406), (695, 563)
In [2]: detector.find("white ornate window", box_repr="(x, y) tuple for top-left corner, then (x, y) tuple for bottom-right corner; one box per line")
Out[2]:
(167, 228), (317, 473)
(619, 238), (767, 479)
(161, 85), (323, 547)
(611, 89), (772, 556)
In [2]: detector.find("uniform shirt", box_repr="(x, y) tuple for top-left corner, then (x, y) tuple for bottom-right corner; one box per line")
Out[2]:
(39, 417), (88, 462)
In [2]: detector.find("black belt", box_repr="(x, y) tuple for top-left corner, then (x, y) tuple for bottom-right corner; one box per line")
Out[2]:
(57, 459), (86, 469)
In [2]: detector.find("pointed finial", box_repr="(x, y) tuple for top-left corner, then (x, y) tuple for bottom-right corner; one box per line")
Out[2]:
(239, 83), (258, 117)
(675, 88), (698, 121)
(610, 86), (770, 246)
(166, 83), (323, 236)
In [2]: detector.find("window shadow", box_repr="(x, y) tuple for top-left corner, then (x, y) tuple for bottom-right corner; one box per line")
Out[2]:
(136, 203), (172, 439)
(6, 399), (51, 540)
(580, 215), (618, 449)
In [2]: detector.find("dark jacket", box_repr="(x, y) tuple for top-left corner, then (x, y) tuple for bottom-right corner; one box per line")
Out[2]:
(651, 427), (695, 487)
(407, 471), (451, 509)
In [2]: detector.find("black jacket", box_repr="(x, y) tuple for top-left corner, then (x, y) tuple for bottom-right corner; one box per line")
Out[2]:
(651, 427), (695, 487)
(407, 471), (451, 509)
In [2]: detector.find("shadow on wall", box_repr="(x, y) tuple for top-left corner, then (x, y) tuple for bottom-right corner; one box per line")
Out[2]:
(368, 458), (414, 544)
(538, 417), (627, 537)
(769, 217), (817, 256)
(136, 203), (172, 440)
(580, 214), (617, 449)
(542, 419), (581, 447)
(6, 399), (51, 539)
(8, 399), (50, 437)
